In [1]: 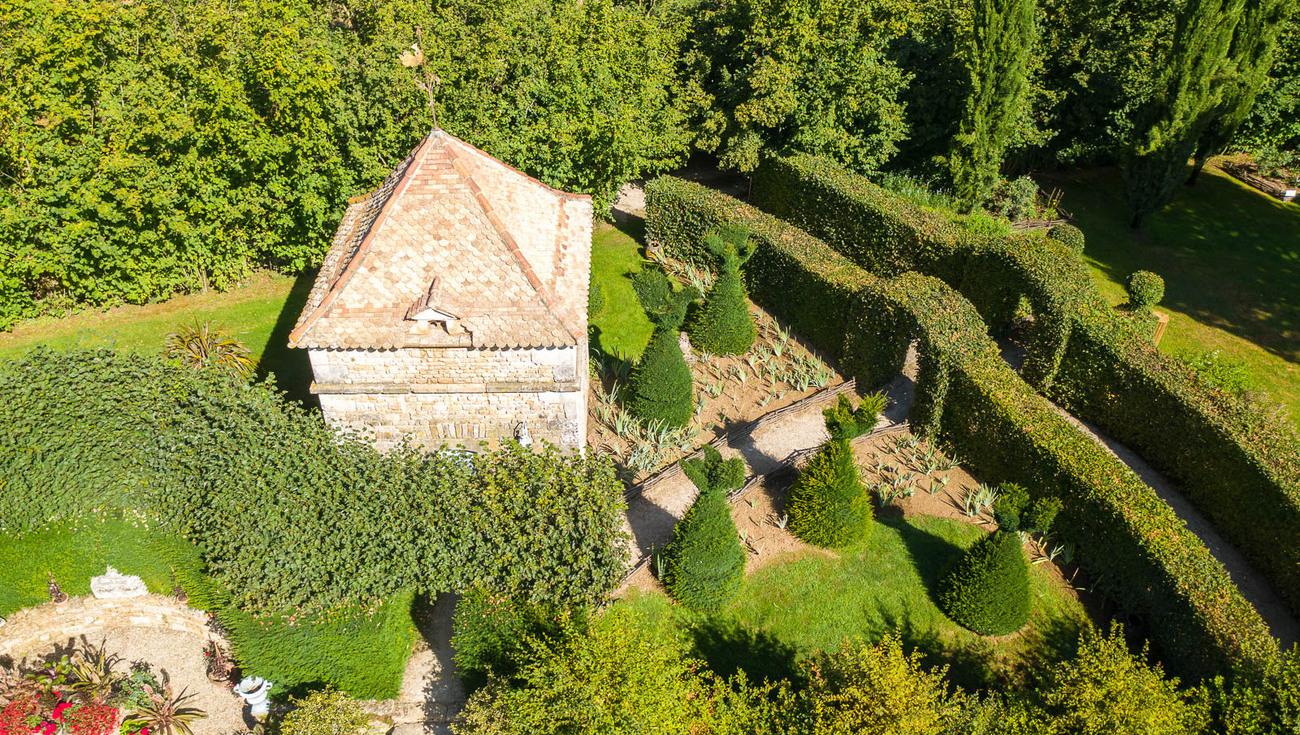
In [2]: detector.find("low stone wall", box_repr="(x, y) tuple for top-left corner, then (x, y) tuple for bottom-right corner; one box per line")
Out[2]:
(0, 595), (212, 660)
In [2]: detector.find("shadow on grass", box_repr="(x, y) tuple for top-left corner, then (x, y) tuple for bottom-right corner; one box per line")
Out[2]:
(688, 615), (802, 685)
(257, 269), (317, 408)
(880, 513), (965, 607)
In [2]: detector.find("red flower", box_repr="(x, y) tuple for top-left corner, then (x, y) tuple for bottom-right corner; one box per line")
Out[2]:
(139, 728), (149, 735)
(51, 704), (72, 723)
(63, 705), (117, 735)
(39, 722), (55, 735)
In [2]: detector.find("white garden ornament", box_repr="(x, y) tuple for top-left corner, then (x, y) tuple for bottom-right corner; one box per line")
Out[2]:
(235, 677), (274, 718)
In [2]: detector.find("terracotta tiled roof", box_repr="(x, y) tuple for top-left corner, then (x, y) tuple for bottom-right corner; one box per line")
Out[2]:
(289, 130), (593, 350)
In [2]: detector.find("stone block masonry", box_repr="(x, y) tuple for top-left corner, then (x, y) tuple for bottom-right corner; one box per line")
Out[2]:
(309, 343), (587, 452)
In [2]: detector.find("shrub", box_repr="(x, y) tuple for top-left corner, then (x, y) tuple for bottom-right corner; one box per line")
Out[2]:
(992, 482), (1030, 532)
(823, 393), (888, 441)
(626, 323), (695, 428)
(747, 153), (1300, 626)
(452, 589), (575, 692)
(1126, 270), (1165, 310)
(938, 530), (1031, 636)
(1047, 223), (1086, 254)
(1023, 497), (1062, 535)
(163, 322), (255, 379)
(686, 229), (756, 356)
(996, 176), (1040, 221)
(657, 485), (746, 612)
(0, 350), (630, 615)
(645, 173), (1280, 679)
(1041, 627), (1206, 735)
(277, 689), (369, 735)
(681, 445), (747, 495)
(588, 281), (605, 318)
(803, 634), (960, 735)
(788, 438), (872, 549)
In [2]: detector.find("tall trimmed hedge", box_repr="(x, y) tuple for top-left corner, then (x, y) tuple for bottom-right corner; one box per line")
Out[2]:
(751, 153), (1300, 619)
(0, 349), (629, 614)
(644, 175), (1279, 680)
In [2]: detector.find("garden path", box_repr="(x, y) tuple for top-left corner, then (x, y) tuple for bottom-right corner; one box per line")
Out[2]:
(618, 347), (918, 582)
(1000, 342), (1300, 647)
(369, 595), (463, 735)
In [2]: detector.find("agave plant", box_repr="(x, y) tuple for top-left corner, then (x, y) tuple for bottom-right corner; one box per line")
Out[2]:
(68, 640), (124, 704)
(123, 678), (207, 735)
(164, 322), (255, 379)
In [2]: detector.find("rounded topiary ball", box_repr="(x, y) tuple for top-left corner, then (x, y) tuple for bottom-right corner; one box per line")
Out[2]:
(657, 487), (746, 611)
(938, 530), (1030, 636)
(1126, 270), (1165, 310)
(1048, 223), (1086, 254)
(787, 438), (872, 548)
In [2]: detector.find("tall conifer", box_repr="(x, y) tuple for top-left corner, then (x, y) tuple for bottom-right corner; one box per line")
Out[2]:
(949, 0), (1037, 210)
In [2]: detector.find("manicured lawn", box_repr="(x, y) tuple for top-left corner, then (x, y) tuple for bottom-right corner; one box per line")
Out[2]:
(0, 518), (416, 700)
(1044, 165), (1300, 428)
(618, 514), (1091, 690)
(0, 271), (316, 402)
(0, 518), (191, 617)
(590, 221), (655, 362)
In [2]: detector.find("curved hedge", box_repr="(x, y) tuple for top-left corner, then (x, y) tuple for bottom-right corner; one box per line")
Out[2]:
(751, 154), (1300, 619)
(644, 175), (1278, 680)
(0, 349), (629, 614)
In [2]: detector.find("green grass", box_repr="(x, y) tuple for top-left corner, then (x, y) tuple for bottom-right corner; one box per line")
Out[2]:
(1044, 165), (1300, 428)
(0, 271), (316, 402)
(0, 517), (191, 617)
(618, 514), (1091, 690)
(0, 518), (416, 700)
(590, 221), (654, 363)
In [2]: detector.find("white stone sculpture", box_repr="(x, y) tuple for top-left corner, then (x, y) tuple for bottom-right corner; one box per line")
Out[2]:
(89, 566), (147, 599)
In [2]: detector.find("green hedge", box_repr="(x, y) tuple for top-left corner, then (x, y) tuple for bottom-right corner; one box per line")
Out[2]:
(751, 154), (1300, 619)
(644, 175), (1278, 680)
(0, 349), (628, 615)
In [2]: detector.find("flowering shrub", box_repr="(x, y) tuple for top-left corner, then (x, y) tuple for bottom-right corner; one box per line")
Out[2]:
(0, 693), (41, 735)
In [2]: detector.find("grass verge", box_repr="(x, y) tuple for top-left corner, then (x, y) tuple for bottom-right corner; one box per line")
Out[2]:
(590, 221), (654, 363)
(618, 514), (1091, 690)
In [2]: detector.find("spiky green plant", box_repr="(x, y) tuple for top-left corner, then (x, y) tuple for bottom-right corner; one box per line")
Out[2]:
(164, 322), (255, 379)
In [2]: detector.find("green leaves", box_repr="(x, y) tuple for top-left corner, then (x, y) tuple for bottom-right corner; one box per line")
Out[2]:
(938, 529), (1031, 636)
(788, 438), (873, 549)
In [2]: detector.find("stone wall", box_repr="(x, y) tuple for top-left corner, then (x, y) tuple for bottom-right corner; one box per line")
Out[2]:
(309, 343), (587, 452)
(0, 595), (212, 661)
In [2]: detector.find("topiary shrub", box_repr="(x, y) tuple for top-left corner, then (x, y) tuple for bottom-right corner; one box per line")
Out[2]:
(1047, 223), (1086, 254)
(992, 482), (1030, 532)
(939, 530), (1030, 636)
(681, 445), (747, 496)
(588, 280), (605, 318)
(626, 324), (695, 428)
(822, 392), (888, 441)
(787, 438), (871, 548)
(1023, 497), (1062, 535)
(687, 228), (756, 355)
(657, 483), (746, 612)
(1125, 270), (1165, 311)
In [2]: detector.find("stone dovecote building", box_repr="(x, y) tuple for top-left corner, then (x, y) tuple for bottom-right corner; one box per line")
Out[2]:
(288, 129), (592, 451)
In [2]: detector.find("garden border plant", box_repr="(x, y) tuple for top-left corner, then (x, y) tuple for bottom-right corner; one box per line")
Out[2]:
(644, 175), (1278, 681)
(750, 153), (1300, 619)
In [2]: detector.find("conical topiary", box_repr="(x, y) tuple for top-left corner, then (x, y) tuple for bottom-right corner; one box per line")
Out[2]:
(938, 530), (1031, 636)
(787, 438), (872, 548)
(687, 257), (755, 356)
(627, 322), (694, 428)
(658, 446), (747, 610)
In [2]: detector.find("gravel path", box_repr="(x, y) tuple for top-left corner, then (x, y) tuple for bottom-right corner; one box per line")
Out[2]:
(1000, 341), (1299, 647)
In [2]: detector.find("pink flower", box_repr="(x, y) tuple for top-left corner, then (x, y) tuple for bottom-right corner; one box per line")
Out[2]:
(139, 728), (149, 735)
(39, 722), (56, 735)
(51, 704), (72, 722)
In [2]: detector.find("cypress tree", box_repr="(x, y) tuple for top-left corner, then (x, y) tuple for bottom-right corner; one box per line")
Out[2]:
(949, 0), (1037, 211)
(1124, 0), (1245, 228)
(658, 446), (747, 611)
(788, 438), (872, 548)
(686, 252), (756, 356)
(938, 530), (1031, 636)
(1188, 0), (1293, 184)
